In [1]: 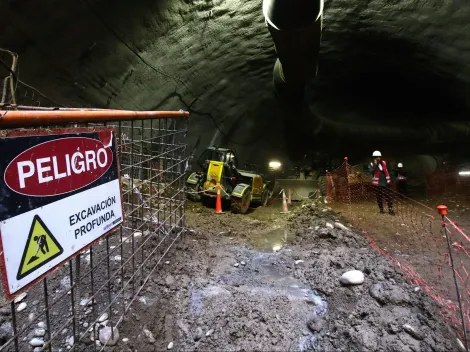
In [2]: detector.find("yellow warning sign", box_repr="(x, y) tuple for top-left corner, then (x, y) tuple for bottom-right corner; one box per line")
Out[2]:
(16, 215), (63, 280)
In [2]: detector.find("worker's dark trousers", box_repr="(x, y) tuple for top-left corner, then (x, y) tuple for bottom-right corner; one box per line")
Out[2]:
(396, 182), (407, 197)
(375, 185), (394, 213)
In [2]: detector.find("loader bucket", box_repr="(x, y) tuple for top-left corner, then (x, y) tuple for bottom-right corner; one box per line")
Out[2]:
(274, 179), (318, 201)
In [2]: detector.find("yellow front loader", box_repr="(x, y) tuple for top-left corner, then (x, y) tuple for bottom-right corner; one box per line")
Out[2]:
(186, 146), (272, 214)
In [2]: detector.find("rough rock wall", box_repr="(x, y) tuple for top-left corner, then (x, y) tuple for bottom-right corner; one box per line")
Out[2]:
(1, 0), (469, 164)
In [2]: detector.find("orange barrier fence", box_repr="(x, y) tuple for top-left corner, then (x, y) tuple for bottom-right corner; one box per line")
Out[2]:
(327, 159), (470, 348)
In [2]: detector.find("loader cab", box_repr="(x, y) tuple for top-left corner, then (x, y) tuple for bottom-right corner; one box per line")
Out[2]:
(198, 147), (239, 169)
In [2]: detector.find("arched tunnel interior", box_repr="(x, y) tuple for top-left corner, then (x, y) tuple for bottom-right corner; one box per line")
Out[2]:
(1, 1), (470, 351)
(1, 0), (469, 169)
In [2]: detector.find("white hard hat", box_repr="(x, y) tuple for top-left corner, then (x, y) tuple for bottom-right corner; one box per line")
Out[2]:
(397, 163), (403, 168)
(372, 150), (382, 157)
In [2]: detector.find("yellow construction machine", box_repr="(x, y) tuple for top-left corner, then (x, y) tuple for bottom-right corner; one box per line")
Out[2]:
(186, 146), (272, 214)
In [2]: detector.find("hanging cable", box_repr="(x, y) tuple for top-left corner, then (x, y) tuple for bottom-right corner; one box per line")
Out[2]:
(0, 55), (64, 108)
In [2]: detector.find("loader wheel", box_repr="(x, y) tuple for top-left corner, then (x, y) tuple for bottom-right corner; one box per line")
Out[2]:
(186, 180), (201, 202)
(231, 189), (252, 214)
(261, 188), (271, 207)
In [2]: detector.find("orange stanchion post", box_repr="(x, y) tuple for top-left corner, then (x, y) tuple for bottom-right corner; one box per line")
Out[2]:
(287, 189), (292, 205)
(280, 189), (290, 214)
(215, 185), (224, 214)
(438, 204), (468, 349)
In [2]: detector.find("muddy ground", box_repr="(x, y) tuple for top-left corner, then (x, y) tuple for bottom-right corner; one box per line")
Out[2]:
(115, 198), (461, 352)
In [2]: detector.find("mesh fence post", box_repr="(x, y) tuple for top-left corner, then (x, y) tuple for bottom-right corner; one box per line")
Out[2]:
(438, 205), (468, 351)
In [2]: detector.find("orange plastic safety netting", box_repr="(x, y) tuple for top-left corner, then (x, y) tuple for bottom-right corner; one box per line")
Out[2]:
(327, 159), (470, 345)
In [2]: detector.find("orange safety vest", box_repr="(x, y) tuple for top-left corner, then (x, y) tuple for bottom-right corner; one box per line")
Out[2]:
(372, 161), (391, 186)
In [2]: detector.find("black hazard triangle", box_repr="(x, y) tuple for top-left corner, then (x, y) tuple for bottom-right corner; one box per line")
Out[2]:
(16, 215), (64, 280)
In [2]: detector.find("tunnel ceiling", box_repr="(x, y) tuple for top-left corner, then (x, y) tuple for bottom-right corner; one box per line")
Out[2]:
(1, 0), (470, 164)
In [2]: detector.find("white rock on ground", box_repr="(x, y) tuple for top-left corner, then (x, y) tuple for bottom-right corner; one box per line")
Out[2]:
(234, 263), (239, 267)
(334, 222), (350, 231)
(206, 329), (214, 337)
(325, 223), (334, 229)
(143, 328), (156, 342)
(80, 298), (90, 306)
(37, 322), (46, 329)
(133, 231), (142, 237)
(402, 324), (424, 340)
(14, 292), (27, 303)
(29, 338), (44, 347)
(240, 261), (246, 265)
(167, 341), (174, 350)
(139, 297), (147, 305)
(98, 313), (108, 322)
(99, 326), (119, 346)
(66, 336), (74, 346)
(35, 328), (46, 337)
(122, 337), (129, 344)
(340, 270), (365, 285)
(17, 302), (27, 312)
(457, 338), (466, 352)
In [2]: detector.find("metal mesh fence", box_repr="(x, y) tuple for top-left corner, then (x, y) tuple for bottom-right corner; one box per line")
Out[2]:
(327, 159), (470, 349)
(0, 112), (188, 351)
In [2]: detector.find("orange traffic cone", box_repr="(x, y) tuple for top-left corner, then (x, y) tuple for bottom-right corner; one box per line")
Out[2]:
(287, 189), (292, 205)
(215, 185), (224, 214)
(280, 189), (289, 214)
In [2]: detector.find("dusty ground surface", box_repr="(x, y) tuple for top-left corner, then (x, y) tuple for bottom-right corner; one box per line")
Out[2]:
(113, 198), (461, 352)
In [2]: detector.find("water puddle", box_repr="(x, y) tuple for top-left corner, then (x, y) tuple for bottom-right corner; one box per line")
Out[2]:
(249, 227), (295, 252)
(188, 247), (328, 351)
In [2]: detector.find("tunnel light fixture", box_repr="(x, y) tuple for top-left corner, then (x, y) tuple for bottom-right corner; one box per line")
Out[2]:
(458, 171), (470, 176)
(269, 161), (282, 170)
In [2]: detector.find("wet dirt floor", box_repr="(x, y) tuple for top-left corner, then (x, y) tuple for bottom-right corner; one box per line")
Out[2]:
(115, 198), (462, 352)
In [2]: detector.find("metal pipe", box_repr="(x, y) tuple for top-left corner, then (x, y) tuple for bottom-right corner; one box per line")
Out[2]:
(0, 109), (190, 128)
(0, 104), (127, 111)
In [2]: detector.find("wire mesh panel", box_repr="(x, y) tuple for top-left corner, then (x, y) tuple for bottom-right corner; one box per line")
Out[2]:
(327, 159), (470, 348)
(0, 112), (188, 351)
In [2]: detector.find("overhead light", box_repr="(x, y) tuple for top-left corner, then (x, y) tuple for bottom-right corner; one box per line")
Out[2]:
(269, 161), (282, 170)
(459, 171), (470, 176)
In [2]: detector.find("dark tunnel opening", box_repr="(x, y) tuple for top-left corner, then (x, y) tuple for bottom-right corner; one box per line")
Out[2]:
(312, 32), (469, 121)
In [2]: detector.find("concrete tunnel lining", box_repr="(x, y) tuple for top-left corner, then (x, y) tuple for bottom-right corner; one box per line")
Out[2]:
(1, 0), (470, 165)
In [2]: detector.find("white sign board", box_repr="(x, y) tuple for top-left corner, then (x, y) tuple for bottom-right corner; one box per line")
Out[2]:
(0, 128), (124, 299)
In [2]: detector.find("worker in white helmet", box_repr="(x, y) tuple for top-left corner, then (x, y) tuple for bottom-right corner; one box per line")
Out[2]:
(394, 162), (407, 197)
(369, 151), (394, 215)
